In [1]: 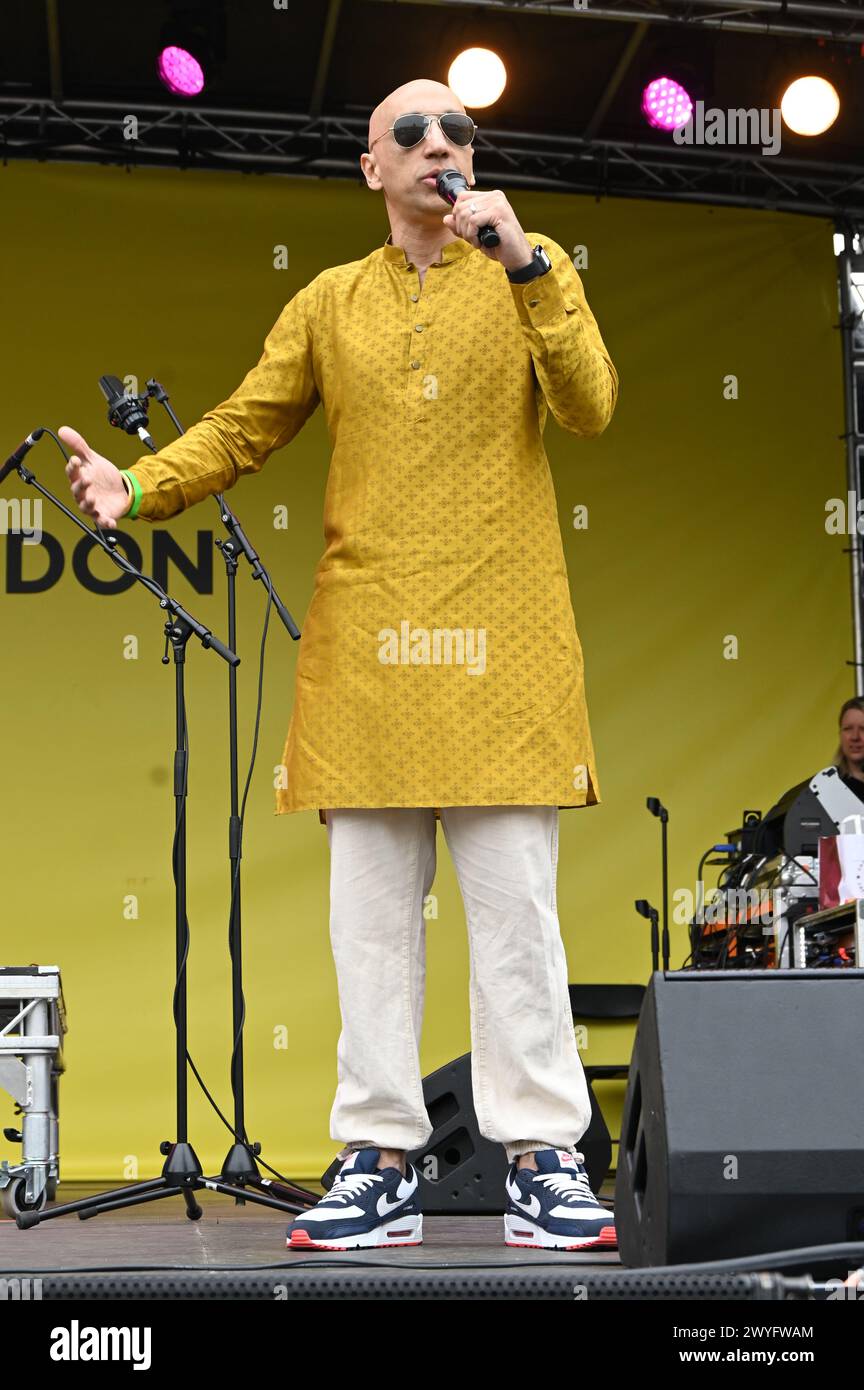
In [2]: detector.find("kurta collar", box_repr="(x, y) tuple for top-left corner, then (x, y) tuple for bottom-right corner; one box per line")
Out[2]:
(381, 233), (473, 268)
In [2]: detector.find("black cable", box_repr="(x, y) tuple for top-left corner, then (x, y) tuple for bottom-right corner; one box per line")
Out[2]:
(163, 604), (270, 1147)
(777, 918), (792, 968)
(687, 845), (739, 970)
(684, 847), (714, 968)
(180, 532), (293, 1182)
(0, 1257), (617, 1274)
(5, 1238), (864, 1278)
(171, 669), (191, 1039)
(224, 569), (277, 1169)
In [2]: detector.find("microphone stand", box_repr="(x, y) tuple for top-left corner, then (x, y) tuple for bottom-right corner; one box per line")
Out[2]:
(635, 898), (664, 973)
(7, 435), (310, 1228)
(142, 380), (316, 1210)
(646, 797), (670, 969)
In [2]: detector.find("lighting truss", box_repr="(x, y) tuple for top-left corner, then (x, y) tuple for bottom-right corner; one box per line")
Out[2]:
(3, 96), (864, 218)
(376, 0), (864, 45)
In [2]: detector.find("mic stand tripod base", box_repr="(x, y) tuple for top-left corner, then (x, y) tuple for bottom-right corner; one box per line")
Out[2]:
(15, 1139), (315, 1228)
(221, 1141), (262, 1186)
(212, 1143), (321, 1207)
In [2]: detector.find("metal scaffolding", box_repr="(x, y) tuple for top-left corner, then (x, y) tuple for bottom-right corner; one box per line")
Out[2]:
(378, 0), (864, 44)
(3, 97), (864, 218)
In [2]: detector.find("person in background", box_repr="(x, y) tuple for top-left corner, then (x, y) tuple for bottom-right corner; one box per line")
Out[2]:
(835, 697), (864, 801)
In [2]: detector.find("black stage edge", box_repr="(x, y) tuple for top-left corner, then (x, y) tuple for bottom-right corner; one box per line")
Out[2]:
(0, 1269), (806, 1299)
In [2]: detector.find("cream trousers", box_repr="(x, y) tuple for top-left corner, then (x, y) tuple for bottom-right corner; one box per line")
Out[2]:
(324, 805), (591, 1165)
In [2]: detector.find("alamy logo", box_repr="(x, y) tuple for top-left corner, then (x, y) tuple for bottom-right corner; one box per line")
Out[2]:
(673, 101), (781, 156)
(378, 621), (486, 675)
(0, 496), (42, 545)
(49, 1320), (151, 1370)
(0, 1277), (42, 1300)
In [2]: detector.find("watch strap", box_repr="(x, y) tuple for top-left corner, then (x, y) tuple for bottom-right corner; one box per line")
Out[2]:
(506, 245), (551, 283)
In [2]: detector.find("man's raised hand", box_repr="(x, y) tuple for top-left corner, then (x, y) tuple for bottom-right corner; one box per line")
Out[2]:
(58, 426), (131, 528)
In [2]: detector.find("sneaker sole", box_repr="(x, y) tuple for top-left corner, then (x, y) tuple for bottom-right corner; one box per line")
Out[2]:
(287, 1213), (423, 1251)
(504, 1214), (617, 1251)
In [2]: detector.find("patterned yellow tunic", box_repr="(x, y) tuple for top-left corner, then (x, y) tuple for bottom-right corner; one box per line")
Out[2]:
(128, 231), (618, 817)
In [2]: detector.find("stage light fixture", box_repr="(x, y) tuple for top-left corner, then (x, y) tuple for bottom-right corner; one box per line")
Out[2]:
(156, 2), (226, 100)
(157, 45), (205, 98)
(780, 75), (840, 136)
(447, 48), (507, 109)
(641, 76), (693, 131)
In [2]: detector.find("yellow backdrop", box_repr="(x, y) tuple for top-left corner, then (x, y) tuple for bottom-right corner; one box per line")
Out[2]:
(0, 161), (848, 1180)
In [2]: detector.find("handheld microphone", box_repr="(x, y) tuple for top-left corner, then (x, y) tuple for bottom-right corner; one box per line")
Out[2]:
(0, 427), (45, 486)
(436, 169), (501, 248)
(98, 375), (157, 451)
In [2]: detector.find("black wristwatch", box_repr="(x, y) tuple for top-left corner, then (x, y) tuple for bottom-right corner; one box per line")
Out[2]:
(506, 245), (552, 283)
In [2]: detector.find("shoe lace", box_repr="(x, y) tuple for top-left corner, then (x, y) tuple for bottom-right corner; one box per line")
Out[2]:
(326, 1171), (383, 1204)
(536, 1169), (596, 1202)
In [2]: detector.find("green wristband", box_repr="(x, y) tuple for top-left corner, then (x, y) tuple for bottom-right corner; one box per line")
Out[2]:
(121, 469), (143, 520)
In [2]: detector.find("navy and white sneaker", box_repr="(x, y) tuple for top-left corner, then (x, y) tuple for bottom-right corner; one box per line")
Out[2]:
(286, 1147), (422, 1250)
(504, 1148), (617, 1250)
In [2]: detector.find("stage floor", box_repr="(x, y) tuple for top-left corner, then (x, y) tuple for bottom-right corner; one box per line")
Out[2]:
(6, 1181), (832, 1302)
(1, 1181), (622, 1298)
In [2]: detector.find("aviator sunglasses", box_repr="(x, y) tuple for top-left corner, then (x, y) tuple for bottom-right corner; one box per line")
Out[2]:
(369, 112), (477, 150)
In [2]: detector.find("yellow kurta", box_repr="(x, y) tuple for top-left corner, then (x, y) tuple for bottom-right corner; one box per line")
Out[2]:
(128, 230), (619, 816)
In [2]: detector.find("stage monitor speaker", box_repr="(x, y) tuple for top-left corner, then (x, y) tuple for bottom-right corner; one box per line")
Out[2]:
(408, 1053), (612, 1213)
(615, 970), (864, 1266)
(322, 1051), (612, 1213)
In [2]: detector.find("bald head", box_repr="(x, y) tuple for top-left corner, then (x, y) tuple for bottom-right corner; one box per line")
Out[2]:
(367, 78), (467, 148)
(361, 76), (475, 235)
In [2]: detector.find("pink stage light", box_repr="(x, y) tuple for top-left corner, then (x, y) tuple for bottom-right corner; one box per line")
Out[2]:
(641, 76), (693, 131)
(157, 46), (205, 98)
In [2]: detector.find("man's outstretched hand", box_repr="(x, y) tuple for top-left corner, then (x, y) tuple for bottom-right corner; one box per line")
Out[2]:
(58, 425), (132, 529)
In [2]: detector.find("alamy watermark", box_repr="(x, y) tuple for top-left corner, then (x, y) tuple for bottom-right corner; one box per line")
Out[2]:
(378, 621), (486, 675)
(0, 496), (42, 544)
(676, 881), (778, 927)
(674, 101), (781, 157)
